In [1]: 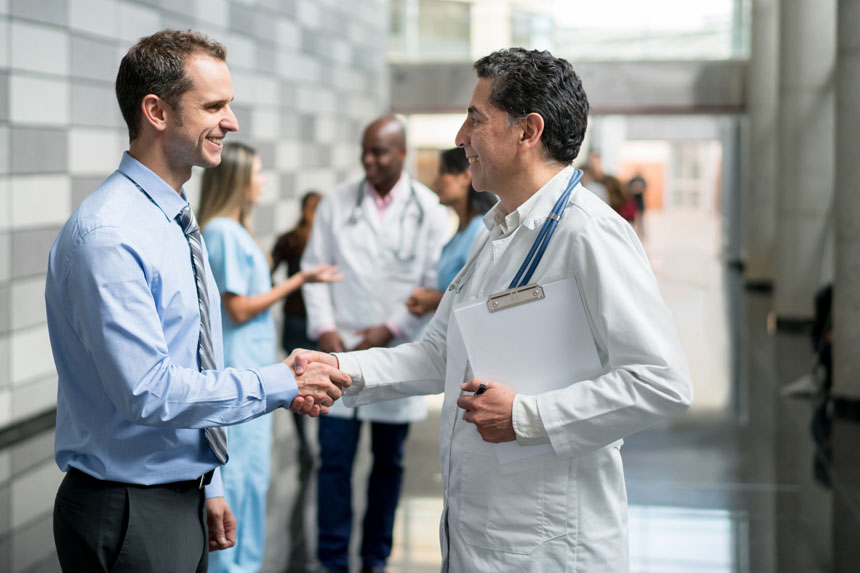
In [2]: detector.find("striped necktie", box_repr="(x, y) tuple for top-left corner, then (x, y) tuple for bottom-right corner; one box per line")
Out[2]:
(176, 204), (228, 464)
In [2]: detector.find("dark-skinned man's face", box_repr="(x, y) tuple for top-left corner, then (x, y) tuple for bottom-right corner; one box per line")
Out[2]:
(361, 123), (406, 192)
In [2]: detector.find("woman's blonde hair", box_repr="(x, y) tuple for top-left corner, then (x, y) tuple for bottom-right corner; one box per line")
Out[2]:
(197, 141), (257, 231)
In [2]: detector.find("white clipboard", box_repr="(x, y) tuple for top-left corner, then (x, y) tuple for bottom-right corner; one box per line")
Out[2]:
(453, 275), (604, 466)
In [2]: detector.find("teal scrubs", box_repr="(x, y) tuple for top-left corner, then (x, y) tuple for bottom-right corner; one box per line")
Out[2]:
(437, 215), (485, 290)
(203, 217), (275, 573)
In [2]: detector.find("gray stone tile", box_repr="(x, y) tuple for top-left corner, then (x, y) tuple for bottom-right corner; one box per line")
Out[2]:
(229, 3), (255, 36)
(256, 142), (276, 170)
(11, 514), (54, 572)
(0, 535), (10, 573)
(302, 144), (331, 169)
(0, 483), (9, 537)
(254, 10), (279, 44)
(71, 82), (121, 129)
(281, 112), (302, 139)
(10, 430), (54, 476)
(11, 228), (60, 280)
(254, 44), (276, 75)
(160, 12), (194, 31)
(70, 176), (104, 210)
(299, 114), (316, 140)
(301, 28), (320, 56)
(231, 105), (252, 136)
(28, 555), (62, 573)
(162, 0), (195, 19)
(255, 205), (275, 236)
(0, 73), (7, 122)
(258, 0), (296, 17)
(11, 128), (67, 175)
(0, 125), (8, 175)
(70, 35), (118, 83)
(279, 173), (296, 199)
(0, 335), (9, 389)
(0, 232), (9, 282)
(0, 284), (8, 335)
(10, 0), (66, 26)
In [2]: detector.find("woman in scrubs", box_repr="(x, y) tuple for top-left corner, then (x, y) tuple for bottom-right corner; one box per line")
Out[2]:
(198, 142), (340, 573)
(406, 147), (496, 317)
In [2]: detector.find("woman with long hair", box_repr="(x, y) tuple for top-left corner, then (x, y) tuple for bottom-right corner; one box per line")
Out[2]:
(406, 147), (496, 317)
(198, 142), (340, 573)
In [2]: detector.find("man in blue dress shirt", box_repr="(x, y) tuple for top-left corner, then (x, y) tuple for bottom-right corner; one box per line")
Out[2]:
(45, 30), (348, 572)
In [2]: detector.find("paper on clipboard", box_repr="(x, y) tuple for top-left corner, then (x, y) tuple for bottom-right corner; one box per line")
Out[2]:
(453, 275), (604, 465)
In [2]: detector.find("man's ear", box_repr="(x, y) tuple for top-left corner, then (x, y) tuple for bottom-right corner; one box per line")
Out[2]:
(140, 94), (170, 133)
(519, 113), (545, 152)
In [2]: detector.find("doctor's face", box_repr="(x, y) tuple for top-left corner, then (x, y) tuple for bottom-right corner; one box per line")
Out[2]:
(361, 123), (406, 191)
(455, 78), (520, 194)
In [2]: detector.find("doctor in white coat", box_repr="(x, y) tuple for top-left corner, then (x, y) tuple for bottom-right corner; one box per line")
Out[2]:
(301, 115), (449, 573)
(296, 50), (693, 572)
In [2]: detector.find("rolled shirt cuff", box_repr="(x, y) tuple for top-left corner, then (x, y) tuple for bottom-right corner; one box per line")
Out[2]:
(512, 393), (550, 445)
(255, 362), (298, 411)
(204, 466), (224, 498)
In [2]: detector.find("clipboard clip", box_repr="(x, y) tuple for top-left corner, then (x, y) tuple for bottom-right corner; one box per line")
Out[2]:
(486, 283), (545, 313)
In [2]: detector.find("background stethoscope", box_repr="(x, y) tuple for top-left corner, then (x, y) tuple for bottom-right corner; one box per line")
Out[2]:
(348, 178), (425, 262)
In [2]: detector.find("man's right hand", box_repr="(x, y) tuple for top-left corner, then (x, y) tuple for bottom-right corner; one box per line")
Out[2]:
(283, 350), (350, 416)
(317, 331), (346, 353)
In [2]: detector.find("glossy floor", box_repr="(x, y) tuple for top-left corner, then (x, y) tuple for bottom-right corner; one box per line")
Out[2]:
(280, 209), (851, 573)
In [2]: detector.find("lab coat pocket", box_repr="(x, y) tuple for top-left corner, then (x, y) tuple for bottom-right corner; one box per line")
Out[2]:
(457, 452), (570, 554)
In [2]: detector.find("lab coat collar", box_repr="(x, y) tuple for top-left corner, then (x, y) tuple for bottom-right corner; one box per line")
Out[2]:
(483, 165), (576, 235)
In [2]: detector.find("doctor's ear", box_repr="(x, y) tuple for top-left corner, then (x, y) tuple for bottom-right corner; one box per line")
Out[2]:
(140, 94), (171, 133)
(519, 113), (545, 152)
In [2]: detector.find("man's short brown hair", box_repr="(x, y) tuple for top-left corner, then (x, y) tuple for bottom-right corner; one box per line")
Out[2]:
(115, 29), (226, 141)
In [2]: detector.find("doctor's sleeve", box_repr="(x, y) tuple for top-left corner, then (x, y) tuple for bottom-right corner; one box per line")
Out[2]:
(300, 195), (338, 339)
(532, 217), (693, 458)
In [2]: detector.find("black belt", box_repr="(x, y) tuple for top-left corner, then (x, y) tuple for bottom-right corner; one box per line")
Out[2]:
(69, 467), (215, 491)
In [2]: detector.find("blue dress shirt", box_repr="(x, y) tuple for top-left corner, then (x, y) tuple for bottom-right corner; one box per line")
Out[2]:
(45, 152), (297, 496)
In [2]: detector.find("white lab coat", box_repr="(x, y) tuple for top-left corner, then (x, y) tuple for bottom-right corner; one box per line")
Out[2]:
(341, 167), (693, 571)
(302, 174), (449, 422)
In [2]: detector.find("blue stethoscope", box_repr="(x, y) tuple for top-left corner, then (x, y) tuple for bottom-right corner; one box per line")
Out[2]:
(348, 178), (425, 262)
(449, 168), (584, 293)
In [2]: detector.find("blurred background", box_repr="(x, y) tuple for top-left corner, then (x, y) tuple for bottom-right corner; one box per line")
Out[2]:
(0, 0), (857, 571)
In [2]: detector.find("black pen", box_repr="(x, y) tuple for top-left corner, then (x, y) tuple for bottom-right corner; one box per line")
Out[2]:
(475, 383), (489, 395)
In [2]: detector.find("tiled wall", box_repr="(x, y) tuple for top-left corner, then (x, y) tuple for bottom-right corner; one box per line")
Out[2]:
(0, 0), (389, 570)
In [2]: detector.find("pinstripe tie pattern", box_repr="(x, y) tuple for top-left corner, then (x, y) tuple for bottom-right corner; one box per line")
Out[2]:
(176, 204), (228, 464)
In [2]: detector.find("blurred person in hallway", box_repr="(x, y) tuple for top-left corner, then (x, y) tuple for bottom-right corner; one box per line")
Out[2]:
(605, 175), (637, 225)
(272, 190), (325, 465)
(582, 160), (609, 203)
(405, 147), (497, 317)
(627, 173), (647, 237)
(296, 48), (692, 572)
(301, 115), (449, 573)
(45, 29), (348, 572)
(198, 144), (341, 573)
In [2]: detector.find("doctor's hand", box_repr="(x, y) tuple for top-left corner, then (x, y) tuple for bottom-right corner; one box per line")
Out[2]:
(206, 497), (237, 551)
(457, 379), (517, 443)
(285, 350), (351, 416)
(405, 287), (444, 317)
(353, 324), (393, 350)
(317, 331), (346, 353)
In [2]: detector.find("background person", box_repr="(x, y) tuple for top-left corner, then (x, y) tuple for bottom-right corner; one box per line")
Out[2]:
(406, 147), (496, 317)
(198, 143), (341, 573)
(301, 115), (449, 573)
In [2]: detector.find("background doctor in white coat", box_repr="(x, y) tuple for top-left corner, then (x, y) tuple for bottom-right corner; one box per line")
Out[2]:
(301, 115), (449, 573)
(296, 50), (693, 572)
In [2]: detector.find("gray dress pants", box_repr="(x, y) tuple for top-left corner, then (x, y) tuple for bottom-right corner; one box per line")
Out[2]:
(53, 468), (209, 572)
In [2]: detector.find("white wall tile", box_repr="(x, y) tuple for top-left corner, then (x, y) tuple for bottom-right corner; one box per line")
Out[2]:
(0, 20), (8, 68)
(315, 117), (338, 143)
(70, 0), (118, 39)
(297, 86), (336, 114)
(0, 178), (9, 231)
(11, 327), (55, 385)
(255, 76), (279, 107)
(225, 33), (255, 71)
(276, 141), (301, 170)
(295, 169), (336, 196)
(260, 170), (279, 204)
(274, 200), (300, 236)
(297, 0), (321, 29)
(10, 75), (69, 126)
(0, 388), (10, 427)
(230, 70), (256, 107)
(12, 375), (57, 419)
(275, 18), (300, 50)
(333, 142), (358, 170)
(0, 334), (8, 389)
(10, 176), (71, 229)
(251, 108), (279, 140)
(11, 277), (46, 330)
(0, 233), (8, 283)
(118, 1), (162, 45)
(11, 461), (63, 528)
(69, 129), (123, 176)
(0, 0), (8, 15)
(10, 22), (69, 76)
(195, 0), (228, 27)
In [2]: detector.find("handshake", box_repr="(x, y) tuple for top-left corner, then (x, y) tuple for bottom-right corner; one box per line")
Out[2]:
(284, 350), (350, 417)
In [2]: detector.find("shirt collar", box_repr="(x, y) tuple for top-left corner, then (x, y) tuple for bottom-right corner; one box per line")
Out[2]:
(366, 172), (407, 212)
(118, 151), (190, 222)
(483, 166), (576, 235)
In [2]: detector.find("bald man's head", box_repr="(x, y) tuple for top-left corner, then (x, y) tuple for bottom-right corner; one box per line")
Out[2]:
(361, 116), (407, 194)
